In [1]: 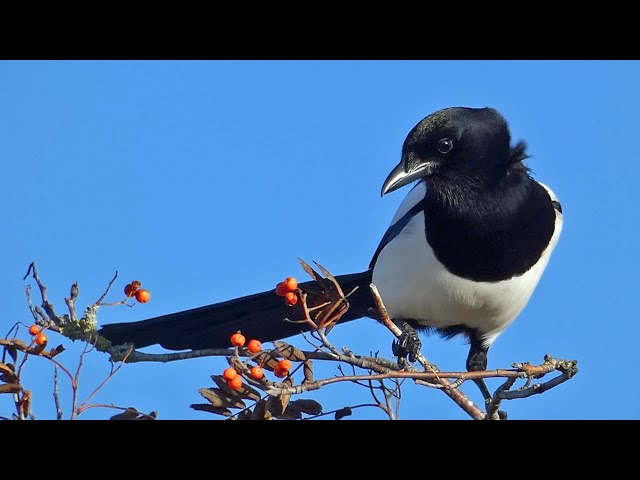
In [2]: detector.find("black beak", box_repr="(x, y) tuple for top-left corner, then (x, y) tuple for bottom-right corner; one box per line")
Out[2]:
(381, 160), (437, 196)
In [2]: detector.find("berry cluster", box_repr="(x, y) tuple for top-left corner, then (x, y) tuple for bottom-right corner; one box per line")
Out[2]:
(27, 325), (47, 346)
(123, 280), (151, 303)
(224, 330), (293, 390)
(275, 276), (299, 306)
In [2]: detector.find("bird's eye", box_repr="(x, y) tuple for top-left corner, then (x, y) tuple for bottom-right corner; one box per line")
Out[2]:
(437, 138), (453, 154)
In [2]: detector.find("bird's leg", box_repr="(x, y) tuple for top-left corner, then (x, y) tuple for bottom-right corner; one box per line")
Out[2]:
(392, 321), (422, 368)
(466, 336), (507, 420)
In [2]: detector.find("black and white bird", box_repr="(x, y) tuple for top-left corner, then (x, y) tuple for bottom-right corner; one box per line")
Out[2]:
(100, 107), (563, 400)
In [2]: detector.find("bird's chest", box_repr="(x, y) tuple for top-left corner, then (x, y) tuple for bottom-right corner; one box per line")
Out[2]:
(371, 211), (542, 335)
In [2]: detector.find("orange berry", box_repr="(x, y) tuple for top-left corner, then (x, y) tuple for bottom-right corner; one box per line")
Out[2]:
(250, 366), (264, 380)
(35, 333), (48, 346)
(223, 367), (238, 381)
(135, 289), (151, 303)
(247, 339), (262, 354)
(284, 277), (298, 292)
(273, 365), (288, 378)
(230, 332), (246, 347)
(124, 283), (137, 297)
(227, 376), (243, 390)
(285, 292), (298, 306)
(131, 280), (142, 289)
(277, 359), (292, 372)
(28, 325), (41, 336)
(275, 282), (288, 297)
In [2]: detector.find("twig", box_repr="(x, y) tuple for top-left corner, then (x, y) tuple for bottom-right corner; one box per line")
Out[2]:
(486, 377), (516, 420)
(53, 366), (63, 420)
(75, 346), (133, 416)
(23, 262), (59, 324)
(70, 341), (92, 419)
(65, 282), (79, 322)
(369, 283), (486, 420)
(95, 271), (118, 305)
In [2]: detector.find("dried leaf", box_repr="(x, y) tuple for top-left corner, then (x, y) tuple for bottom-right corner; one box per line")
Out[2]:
(236, 382), (261, 402)
(289, 399), (323, 416)
(47, 345), (65, 358)
(198, 388), (246, 409)
(228, 357), (245, 372)
(252, 351), (280, 371)
(335, 406), (352, 420)
(21, 390), (32, 417)
(298, 258), (330, 291)
(10, 338), (27, 349)
(0, 384), (21, 394)
(265, 396), (284, 417)
(303, 360), (313, 384)
(1, 372), (18, 384)
(0, 362), (14, 376)
(273, 341), (306, 361)
(237, 409), (253, 420)
(110, 408), (140, 420)
(32, 344), (46, 355)
(190, 404), (232, 417)
(6, 346), (17, 363)
(251, 399), (270, 420)
(211, 375), (243, 397)
(276, 407), (302, 420)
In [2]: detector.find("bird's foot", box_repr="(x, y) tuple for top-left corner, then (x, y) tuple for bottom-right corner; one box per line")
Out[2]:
(392, 322), (422, 368)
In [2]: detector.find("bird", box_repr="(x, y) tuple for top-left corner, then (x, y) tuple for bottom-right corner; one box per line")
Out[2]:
(99, 106), (563, 401)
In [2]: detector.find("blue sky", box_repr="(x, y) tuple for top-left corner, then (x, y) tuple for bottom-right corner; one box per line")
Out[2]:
(1, 60), (638, 420)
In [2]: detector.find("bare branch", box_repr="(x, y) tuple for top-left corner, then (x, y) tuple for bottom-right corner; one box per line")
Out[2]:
(95, 271), (119, 305)
(53, 366), (63, 420)
(65, 282), (79, 322)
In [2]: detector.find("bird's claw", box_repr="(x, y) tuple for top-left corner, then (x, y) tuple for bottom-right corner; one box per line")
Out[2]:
(392, 323), (421, 367)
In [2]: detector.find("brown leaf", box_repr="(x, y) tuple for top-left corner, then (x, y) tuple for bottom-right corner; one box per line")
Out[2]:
(265, 396), (284, 417)
(236, 382), (261, 402)
(289, 399), (323, 416)
(303, 360), (313, 384)
(273, 341), (306, 361)
(10, 338), (27, 349)
(276, 406), (302, 420)
(110, 408), (140, 420)
(1, 372), (18, 384)
(198, 388), (246, 409)
(0, 383), (21, 394)
(335, 406), (352, 420)
(252, 351), (280, 371)
(47, 345), (65, 358)
(211, 375), (243, 397)
(251, 399), (270, 420)
(21, 390), (32, 418)
(0, 362), (14, 376)
(190, 404), (232, 417)
(237, 409), (253, 420)
(6, 346), (17, 363)
(298, 258), (330, 291)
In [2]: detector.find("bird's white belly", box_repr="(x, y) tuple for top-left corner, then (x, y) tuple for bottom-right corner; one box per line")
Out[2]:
(372, 210), (561, 347)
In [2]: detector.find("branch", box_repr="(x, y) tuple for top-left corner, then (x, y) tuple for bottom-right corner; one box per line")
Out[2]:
(23, 262), (60, 325)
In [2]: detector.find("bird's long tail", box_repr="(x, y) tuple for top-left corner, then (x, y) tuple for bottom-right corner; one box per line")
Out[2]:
(99, 270), (374, 351)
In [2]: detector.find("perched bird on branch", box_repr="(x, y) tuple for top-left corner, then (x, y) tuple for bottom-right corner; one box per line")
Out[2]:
(100, 107), (563, 400)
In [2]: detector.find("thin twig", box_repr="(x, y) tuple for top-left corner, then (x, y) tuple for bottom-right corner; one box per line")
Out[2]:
(23, 262), (59, 324)
(53, 366), (63, 420)
(369, 283), (486, 420)
(76, 346), (133, 416)
(95, 271), (118, 305)
(65, 282), (79, 322)
(70, 341), (92, 419)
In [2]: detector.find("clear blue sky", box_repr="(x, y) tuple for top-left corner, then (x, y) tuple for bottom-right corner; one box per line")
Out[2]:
(1, 60), (638, 420)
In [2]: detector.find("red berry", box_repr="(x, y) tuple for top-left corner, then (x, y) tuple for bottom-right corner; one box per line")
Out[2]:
(227, 376), (243, 390)
(250, 366), (264, 380)
(28, 325), (41, 336)
(275, 282), (288, 297)
(247, 339), (262, 354)
(131, 280), (142, 290)
(285, 291), (298, 306)
(35, 333), (48, 346)
(135, 289), (151, 303)
(124, 283), (137, 297)
(284, 277), (298, 292)
(277, 359), (292, 373)
(223, 367), (238, 381)
(273, 365), (288, 378)
(230, 332), (246, 347)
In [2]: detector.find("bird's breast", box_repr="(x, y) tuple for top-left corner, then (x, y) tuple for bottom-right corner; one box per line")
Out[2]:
(372, 196), (562, 346)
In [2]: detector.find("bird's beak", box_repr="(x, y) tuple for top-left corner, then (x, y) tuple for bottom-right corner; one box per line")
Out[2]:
(381, 159), (437, 196)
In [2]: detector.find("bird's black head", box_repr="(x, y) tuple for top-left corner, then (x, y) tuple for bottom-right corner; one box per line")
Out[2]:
(381, 107), (527, 196)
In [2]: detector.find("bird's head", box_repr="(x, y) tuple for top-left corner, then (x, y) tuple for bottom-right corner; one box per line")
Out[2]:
(381, 107), (527, 196)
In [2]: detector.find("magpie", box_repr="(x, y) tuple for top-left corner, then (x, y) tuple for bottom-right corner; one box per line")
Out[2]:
(100, 107), (563, 400)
